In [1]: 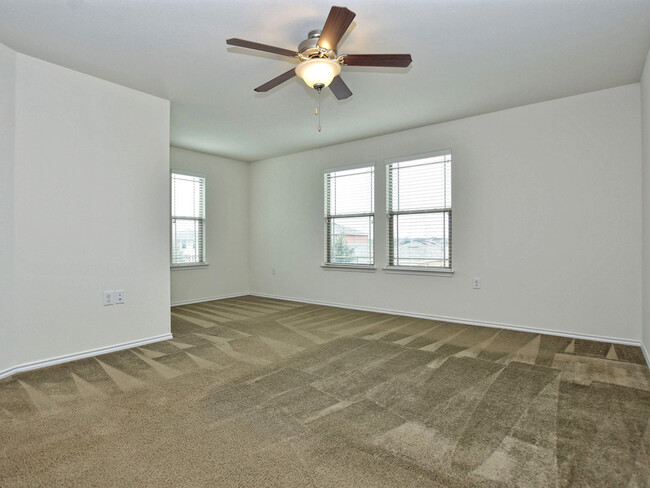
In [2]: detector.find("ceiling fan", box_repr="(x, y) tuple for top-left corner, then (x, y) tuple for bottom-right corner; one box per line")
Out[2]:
(226, 6), (412, 100)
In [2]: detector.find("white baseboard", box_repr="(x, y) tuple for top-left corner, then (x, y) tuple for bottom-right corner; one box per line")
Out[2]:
(250, 292), (644, 348)
(0, 333), (173, 381)
(171, 292), (249, 307)
(641, 342), (650, 367)
(3, 293), (646, 380)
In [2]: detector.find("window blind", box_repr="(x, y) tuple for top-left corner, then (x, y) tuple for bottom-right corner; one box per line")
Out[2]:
(171, 172), (206, 265)
(387, 152), (451, 268)
(324, 166), (374, 265)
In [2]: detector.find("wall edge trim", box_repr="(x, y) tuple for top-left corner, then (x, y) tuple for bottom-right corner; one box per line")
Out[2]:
(250, 292), (644, 348)
(171, 292), (250, 307)
(641, 342), (650, 367)
(0, 333), (173, 380)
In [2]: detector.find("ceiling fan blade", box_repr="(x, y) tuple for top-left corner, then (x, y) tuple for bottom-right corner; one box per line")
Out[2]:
(343, 54), (412, 68)
(226, 38), (298, 58)
(254, 68), (296, 92)
(317, 6), (356, 51)
(329, 75), (352, 100)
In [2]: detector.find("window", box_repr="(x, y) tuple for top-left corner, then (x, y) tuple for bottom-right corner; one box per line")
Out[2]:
(171, 172), (206, 266)
(387, 151), (451, 269)
(324, 165), (374, 266)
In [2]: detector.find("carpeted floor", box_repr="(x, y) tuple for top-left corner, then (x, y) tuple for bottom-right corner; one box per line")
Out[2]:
(1, 295), (649, 487)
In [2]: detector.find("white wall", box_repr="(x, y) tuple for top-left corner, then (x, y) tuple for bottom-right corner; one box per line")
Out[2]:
(642, 47), (650, 357)
(250, 84), (643, 342)
(0, 43), (16, 372)
(170, 147), (249, 305)
(3, 50), (171, 374)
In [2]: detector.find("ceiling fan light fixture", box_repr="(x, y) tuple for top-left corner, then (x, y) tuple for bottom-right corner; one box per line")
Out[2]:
(295, 58), (341, 89)
(227, 6), (411, 99)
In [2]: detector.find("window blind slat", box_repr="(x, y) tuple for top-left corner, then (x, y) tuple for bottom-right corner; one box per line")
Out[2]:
(387, 153), (451, 269)
(324, 166), (374, 265)
(171, 172), (206, 265)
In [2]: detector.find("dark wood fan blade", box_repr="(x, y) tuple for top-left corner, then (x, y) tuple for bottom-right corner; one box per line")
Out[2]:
(329, 75), (352, 100)
(317, 6), (356, 51)
(254, 68), (296, 92)
(343, 54), (412, 67)
(226, 38), (298, 57)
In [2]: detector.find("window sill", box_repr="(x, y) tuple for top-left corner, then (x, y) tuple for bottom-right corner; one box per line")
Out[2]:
(383, 266), (454, 277)
(171, 263), (209, 270)
(321, 264), (377, 273)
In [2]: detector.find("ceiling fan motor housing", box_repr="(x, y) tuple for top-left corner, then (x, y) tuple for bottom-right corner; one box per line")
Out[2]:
(298, 30), (335, 58)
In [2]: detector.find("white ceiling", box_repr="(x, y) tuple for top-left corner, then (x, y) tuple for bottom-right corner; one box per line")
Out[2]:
(1, 0), (650, 162)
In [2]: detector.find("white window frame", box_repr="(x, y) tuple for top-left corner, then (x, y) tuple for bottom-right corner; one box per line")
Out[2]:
(385, 150), (453, 276)
(323, 163), (376, 270)
(170, 170), (207, 269)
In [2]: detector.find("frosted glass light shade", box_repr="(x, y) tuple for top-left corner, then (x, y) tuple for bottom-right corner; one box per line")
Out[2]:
(295, 58), (341, 88)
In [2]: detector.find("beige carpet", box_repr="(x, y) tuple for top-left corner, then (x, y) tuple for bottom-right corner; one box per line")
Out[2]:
(1, 296), (649, 487)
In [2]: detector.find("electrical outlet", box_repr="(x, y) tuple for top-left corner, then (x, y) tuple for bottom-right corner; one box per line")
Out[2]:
(103, 290), (115, 306)
(473, 278), (481, 289)
(272, 267), (277, 275)
(115, 290), (125, 305)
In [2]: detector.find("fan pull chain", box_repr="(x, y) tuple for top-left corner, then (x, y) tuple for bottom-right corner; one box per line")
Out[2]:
(316, 91), (322, 132)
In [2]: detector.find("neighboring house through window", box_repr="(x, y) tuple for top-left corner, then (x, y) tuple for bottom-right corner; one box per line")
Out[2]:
(171, 171), (206, 266)
(386, 150), (451, 269)
(324, 165), (375, 266)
